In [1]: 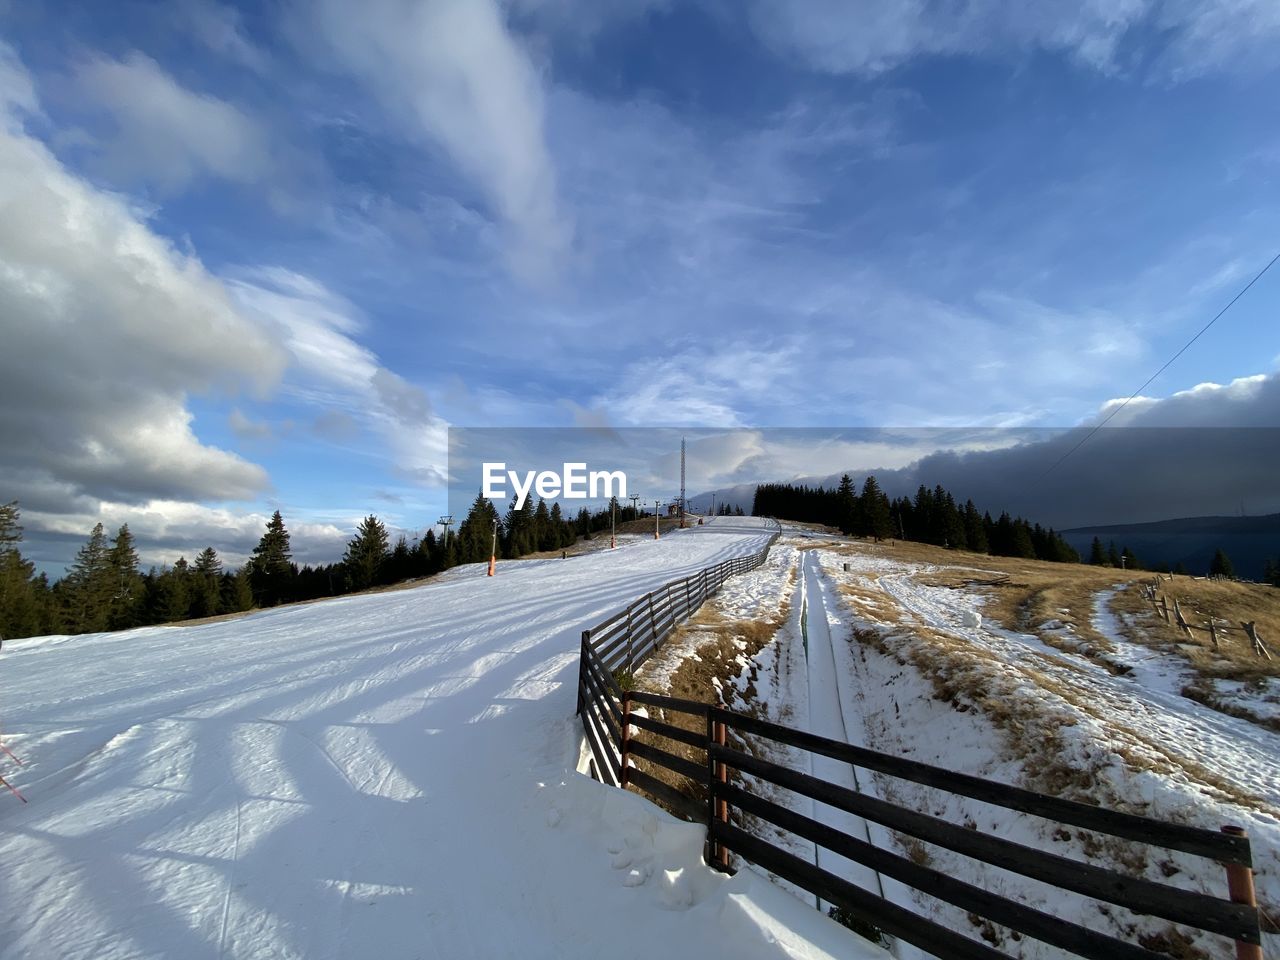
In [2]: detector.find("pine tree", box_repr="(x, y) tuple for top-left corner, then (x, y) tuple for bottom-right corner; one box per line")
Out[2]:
(105, 524), (144, 629)
(1089, 537), (1106, 566)
(549, 502), (572, 548)
(503, 497), (535, 558)
(533, 498), (553, 551)
(417, 528), (439, 575)
(861, 476), (893, 541)
(343, 515), (390, 591)
(192, 547), (223, 618)
(938, 489), (966, 549)
(250, 511), (294, 606)
(0, 501), (43, 639)
(159, 558), (194, 621)
(1107, 541), (1122, 568)
(1009, 519), (1036, 559)
(386, 535), (412, 584)
(458, 492), (501, 564)
(64, 522), (113, 633)
(1262, 557), (1279, 588)
(962, 500), (988, 554)
(221, 568), (255, 612)
(835, 475), (857, 536)
(1209, 548), (1236, 580)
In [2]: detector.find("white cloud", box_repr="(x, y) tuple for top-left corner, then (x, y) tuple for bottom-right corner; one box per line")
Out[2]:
(74, 51), (274, 191)
(1098, 372), (1276, 427)
(23, 499), (349, 570)
(588, 340), (806, 429)
(228, 408), (273, 441)
(0, 40), (38, 116)
(746, 0), (1280, 77)
(174, 0), (270, 74)
(228, 268), (449, 485)
(0, 46), (285, 514)
(1154, 0), (1280, 79)
(308, 0), (570, 281)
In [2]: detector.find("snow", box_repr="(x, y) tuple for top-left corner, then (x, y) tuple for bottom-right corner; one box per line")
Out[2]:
(798, 551), (884, 904)
(818, 546), (1280, 956)
(0, 518), (881, 960)
(670, 535), (1278, 956)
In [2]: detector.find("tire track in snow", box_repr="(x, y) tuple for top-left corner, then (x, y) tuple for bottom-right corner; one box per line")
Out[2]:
(801, 550), (886, 905)
(216, 749), (243, 960)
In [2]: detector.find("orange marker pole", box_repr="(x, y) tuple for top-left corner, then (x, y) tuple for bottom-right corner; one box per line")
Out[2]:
(0, 772), (26, 803)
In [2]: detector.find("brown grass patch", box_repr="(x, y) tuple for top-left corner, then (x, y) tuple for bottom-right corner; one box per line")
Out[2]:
(844, 607), (1269, 815)
(1108, 576), (1280, 683)
(830, 536), (1280, 699)
(628, 569), (795, 815)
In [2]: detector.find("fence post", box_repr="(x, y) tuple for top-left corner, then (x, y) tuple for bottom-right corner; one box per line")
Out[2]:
(1240, 621), (1272, 661)
(620, 693), (632, 789)
(577, 631), (590, 716)
(1208, 619), (1219, 650)
(1159, 595), (1170, 623)
(713, 718), (729, 870)
(705, 710), (718, 866)
(626, 605), (634, 676)
(649, 591), (658, 646)
(1173, 598), (1194, 639)
(1221, 826), (1263, 960)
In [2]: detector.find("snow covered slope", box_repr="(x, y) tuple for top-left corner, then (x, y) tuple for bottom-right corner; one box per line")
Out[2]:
(0, 518), (879, 960)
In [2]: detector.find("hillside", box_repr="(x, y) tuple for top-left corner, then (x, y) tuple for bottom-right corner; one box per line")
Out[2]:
(1062, 513), (1280, 579)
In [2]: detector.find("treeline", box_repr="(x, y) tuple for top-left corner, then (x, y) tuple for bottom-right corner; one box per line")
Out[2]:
(752, 475), (1080, 563)
(1086, 537), (1143, 571)
(0, 494), (644, 641)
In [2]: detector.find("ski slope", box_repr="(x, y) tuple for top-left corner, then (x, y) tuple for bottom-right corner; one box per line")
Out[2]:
(0, 517), (880, 960)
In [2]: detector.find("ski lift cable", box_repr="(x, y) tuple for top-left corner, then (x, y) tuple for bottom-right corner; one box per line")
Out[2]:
(1044, 250), (1280, 475)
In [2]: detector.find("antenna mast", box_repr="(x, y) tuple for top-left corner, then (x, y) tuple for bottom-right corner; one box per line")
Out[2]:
(679, 437), (687, 528)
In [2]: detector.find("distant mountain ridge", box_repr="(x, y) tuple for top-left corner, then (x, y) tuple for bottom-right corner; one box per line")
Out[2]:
(1061, 513), (1280, 579)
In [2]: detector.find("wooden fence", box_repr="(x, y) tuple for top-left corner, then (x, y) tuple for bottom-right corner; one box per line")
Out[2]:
(577, 520), (782, 717)
(575, 527), (1266, 959)
(1142, 575), (1272, 660)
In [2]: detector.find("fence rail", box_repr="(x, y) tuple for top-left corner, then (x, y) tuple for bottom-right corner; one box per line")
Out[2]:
(575, 523), (1264, 960)
(1142, 575), (1272, 660)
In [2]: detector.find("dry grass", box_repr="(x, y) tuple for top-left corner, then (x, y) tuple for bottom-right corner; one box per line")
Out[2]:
(828, 537), (1280, 691)
(842, 602), (1270, 814)
(628, 571), (794, 814)
(1109, 576), (1280, 682)
(845, 620), (1111, 803)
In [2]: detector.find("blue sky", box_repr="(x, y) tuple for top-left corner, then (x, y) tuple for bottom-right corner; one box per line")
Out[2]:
(1, 0), (1278, 571)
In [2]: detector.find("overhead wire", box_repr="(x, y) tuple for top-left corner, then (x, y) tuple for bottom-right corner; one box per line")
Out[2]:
(1044, 250), (1280, 474)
